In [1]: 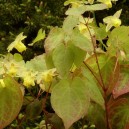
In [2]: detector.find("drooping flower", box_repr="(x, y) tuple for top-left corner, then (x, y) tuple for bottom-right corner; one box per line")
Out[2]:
(7, 32), (27, 53)
(103, 9), (122, 32)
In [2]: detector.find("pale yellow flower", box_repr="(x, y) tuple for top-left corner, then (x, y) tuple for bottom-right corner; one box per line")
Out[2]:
(7, 32), (27, 53)
(0, 79), (5, 88)
(42, 68), (56, 83)
(23, 71), (36, 87)
(103, 9), (122, 32)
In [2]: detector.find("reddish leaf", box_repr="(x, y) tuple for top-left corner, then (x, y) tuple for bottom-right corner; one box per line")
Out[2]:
(113, 65), (129, 99)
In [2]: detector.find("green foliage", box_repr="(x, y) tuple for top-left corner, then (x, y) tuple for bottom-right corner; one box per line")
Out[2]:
(1, 0), (129, 129)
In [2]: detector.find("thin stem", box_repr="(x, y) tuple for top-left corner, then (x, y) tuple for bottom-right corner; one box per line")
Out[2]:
(83, 61), (103, 89)
(82, 14), (110, 128)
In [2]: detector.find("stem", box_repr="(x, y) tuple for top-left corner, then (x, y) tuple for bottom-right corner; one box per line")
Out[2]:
(82, 14), (110, 128)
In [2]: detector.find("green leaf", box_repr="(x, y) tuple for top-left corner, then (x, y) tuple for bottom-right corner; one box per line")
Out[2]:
(82, 67), (105, 108)
(71, 29), (93, 52)
(51, 77), (90, 129)
(69, 43), (86, 67)
(66, 5), (86, 16)
(0, 76), (23, 129)
(26, 99), (42, 119)
(107, 26), (129, 57)
(63, 15), (79, 35)
(29, 28), (45, 46)
(26, 54), (47, 72)
(44, 27), (64, 53)
(52, 43), (74, 76)
(84, 4), (107, 11)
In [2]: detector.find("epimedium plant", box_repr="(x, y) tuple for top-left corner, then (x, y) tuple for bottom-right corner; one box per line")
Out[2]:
(0, 0), (129, 129)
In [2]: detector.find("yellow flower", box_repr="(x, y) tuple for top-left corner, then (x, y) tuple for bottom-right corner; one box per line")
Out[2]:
(8, 63), (17, 76)
(7, 32), (27, 53)
(42, 68), (56, 83)
(23, 71), (35, 87)
(103, 9), (122, 32)
(0, 79), (5, 88)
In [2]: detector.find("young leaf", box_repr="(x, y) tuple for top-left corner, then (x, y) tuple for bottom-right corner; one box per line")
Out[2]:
(0, 76), (23, 129)
(44, 27), (64, 53)
(51, 77), (90, 129)
(52, 43), (74, 76)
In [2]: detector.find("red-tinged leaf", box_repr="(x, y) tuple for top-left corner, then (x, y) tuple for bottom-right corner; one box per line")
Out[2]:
(0, 75), (23, 129)
(85, 54), (119, 92)
(51, 77), (90, 129)
(108, 97), (129, 129)
(87, 103), (106, 129)
(113, 65), (129, 99)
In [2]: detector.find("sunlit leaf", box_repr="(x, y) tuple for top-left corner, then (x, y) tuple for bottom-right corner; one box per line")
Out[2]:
(0, 75), (23, 129)
(51, 77), (90, 129)
(107, 26), (129, 57)
(26, 54), (47, 72)
(63, 15), (79, 35)
(44, 27), (64, 53)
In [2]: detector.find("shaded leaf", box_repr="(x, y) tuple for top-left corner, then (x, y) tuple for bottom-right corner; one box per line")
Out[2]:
(51, 77), (90, 129)
(0, 76), (23, 129)
(52, 43), (74, 76)
(82, 67), (104, 108)
(26, 99), (42, 119)
(108, 97), (129, 129)
(87, 103), (106, 129)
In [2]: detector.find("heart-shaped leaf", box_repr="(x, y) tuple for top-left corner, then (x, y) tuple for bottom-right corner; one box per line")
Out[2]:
(51, 77), (90, 129)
